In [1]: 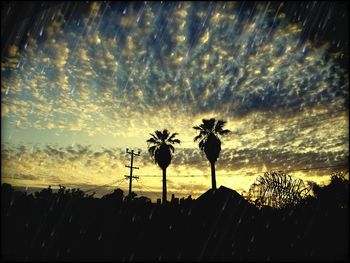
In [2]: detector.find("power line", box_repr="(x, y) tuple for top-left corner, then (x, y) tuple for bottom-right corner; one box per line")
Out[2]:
(281, 163), (348, 173)
(134, 163), (348, 178)
(137, 179), (156, 191)
(83, 178), (125, 194)
(47, 163), (347, 196)
(134, 180), (149, 197)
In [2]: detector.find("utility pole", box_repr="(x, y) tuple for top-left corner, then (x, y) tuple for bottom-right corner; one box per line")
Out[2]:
(125, 148), (140, 198)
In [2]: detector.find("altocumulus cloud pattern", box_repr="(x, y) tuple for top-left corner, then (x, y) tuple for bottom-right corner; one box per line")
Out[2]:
(1, 2), (349, 198)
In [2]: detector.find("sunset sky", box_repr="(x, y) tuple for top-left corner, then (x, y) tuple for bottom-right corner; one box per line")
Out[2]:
(1, 2), (349, 201)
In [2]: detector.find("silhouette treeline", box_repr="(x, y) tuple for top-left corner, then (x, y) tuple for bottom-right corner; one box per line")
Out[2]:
(1, 172), (348, 261)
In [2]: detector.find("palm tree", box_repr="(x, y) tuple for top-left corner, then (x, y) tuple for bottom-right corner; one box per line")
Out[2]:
(193, 118), (230, 190)
(147, 129), (180, 204)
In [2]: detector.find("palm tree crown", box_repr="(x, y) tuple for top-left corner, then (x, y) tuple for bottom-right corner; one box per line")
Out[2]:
(147, 129), (180, 169)
(193, 118), (230, 161)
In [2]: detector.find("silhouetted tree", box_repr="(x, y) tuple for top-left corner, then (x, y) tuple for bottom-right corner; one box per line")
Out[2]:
(312, 171), (349, 208)
(1, 183), (14, 197)
(193, 118), (230, 190)
(34, 185), (53, 201)
(1, 181), (348, 261)
(135, 195), (151, 204)
(125, 191), (137, 201)
(102, 188), (124, 202)
(147, 129), (180, 204)
(70, 188), (85, 199)
(248, 171), (311, 209)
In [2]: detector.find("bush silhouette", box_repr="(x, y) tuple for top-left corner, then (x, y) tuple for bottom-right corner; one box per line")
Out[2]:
(248, 171), (312, 209)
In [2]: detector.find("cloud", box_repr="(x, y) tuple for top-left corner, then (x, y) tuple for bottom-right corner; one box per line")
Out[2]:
(2, 139), (347, 199)
(1, 2), (348, 198)
(2, 173), (37, 181)
(1, 2), (348, 136)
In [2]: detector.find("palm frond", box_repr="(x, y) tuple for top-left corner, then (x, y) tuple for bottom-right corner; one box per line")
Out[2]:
(148, 145), (157, 156)
(198, 139), (206, 151)
(169, 138), (181, 144)
(193, 126), (203, 131)
(168, 144), (175, 153)
(153, 148), (160, 164)
(146, 137), (159, 145)
(162, 129), (170, 140)
(202, 118), (216, 132)
(149, 133), (158, 141)
(218, 129), (230, 136)
(168, 132), (179, 141)
(194, 134), (203, 142)
(199, 123), (211, 133)
(215, 119), (227, 133)
(154, 130), (163, 140)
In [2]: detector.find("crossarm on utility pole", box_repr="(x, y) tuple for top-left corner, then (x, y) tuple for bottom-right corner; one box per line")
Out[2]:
(125, 149), (141, 197)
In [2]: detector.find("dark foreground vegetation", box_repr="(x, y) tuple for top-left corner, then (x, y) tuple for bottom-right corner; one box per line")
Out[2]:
(1, 173), (349, 261)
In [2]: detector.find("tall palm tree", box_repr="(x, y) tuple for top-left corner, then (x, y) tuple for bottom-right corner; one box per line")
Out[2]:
(147, 129), (180, 204)
(193, 118), (230, 190)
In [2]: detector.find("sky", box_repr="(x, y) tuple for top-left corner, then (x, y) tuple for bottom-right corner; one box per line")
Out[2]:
(1, 1), (349, 201)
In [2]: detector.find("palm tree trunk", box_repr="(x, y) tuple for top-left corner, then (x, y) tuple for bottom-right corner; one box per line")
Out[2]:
(211, 162), (217, 190)
(162, 168), (167, 204)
